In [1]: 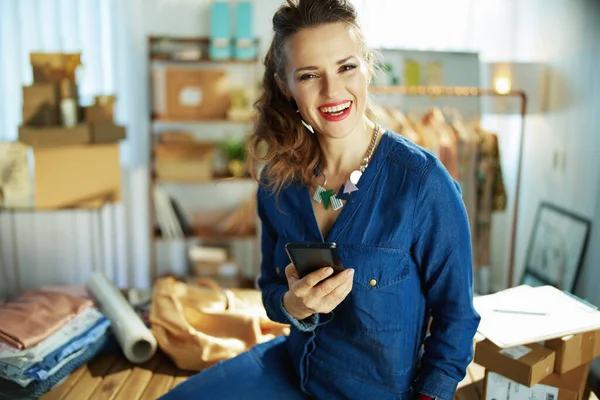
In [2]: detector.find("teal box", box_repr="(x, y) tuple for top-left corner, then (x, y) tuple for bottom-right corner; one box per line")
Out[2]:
(234, 1), (256, 60)
(210, 1), (232, 60)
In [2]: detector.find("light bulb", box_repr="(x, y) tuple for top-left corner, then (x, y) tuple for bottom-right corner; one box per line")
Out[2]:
(494, 77), (512, 95)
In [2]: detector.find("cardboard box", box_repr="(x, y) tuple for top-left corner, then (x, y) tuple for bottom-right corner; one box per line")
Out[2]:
(22, 83), (60, 126)
(483, 363), (590, 400)
(455, 380), (484, 400)
(475, 340), (555, 387)
(30, 53), (81, 83)
(22, 105), (60, 126)
(85, 104), (114, 123)
(154, 68), (230, 120)
(22, 83), (60, 108)
(545, 329), (600, 374)
(91, 124), (126, 144)
(19, 125), (91, 148)
(154, 143), (216, 181)
(19, 124), (125, 148)
(33, 144), (121, 209)
(455, 362), (486, 400)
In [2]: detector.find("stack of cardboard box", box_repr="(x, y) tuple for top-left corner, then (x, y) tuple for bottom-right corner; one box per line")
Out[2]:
(455, 328), (600, 400)
(17, 53), (126, 209)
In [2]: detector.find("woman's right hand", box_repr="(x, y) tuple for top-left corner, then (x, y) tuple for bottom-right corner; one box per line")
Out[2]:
(282, 263), (355, 321)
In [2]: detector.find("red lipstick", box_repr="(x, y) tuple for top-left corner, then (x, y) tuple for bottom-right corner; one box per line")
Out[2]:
(318, 101), (352, 122)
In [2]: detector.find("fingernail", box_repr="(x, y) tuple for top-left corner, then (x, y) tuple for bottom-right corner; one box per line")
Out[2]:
(346, 269), (354, 276)
(326, 267), (333, 274)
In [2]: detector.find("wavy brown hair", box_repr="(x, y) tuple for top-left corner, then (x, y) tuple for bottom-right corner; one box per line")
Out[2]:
(247, 0), (372, 195)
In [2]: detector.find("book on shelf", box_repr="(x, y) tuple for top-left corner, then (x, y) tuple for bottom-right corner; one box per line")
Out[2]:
(170, 197), (194, 236)
(153, 186), (193, 239)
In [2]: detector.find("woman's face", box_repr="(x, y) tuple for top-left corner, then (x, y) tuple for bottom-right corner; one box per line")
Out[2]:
(282, 22), (371, 139)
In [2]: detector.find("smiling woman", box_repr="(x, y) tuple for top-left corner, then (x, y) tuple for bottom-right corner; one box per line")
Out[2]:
(160, 1), (479, 400)
(247, 1), (377, 197)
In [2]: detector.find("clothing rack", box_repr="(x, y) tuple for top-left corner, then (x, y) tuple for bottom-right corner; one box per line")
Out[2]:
(369, 85), (527, 289)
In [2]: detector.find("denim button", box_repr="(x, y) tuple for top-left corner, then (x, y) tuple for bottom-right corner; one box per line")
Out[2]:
(369, 279), (377, 287)
(276, 266), (280, 274)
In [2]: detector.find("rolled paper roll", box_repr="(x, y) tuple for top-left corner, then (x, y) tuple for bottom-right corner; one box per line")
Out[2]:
(85, 272), (157, 363)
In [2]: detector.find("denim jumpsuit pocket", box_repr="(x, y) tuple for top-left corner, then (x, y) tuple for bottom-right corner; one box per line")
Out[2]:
(338, 245), (411, 332)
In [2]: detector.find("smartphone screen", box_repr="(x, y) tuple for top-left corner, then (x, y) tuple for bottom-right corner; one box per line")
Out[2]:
(285, 242), (345, 279)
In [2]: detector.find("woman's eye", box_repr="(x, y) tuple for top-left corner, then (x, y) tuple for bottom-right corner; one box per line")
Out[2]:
(299, 74), (317, 81)
(341, 64), (357, 72)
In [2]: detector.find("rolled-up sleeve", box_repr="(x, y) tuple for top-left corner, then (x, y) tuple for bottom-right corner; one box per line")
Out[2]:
(411, 159), (481, 400)
(256, 186), (319, 332)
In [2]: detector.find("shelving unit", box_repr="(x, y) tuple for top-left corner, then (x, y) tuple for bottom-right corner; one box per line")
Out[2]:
(147, 36), (262, 284)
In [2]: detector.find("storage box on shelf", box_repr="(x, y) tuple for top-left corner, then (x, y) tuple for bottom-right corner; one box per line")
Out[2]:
(147, 36), (261, 285)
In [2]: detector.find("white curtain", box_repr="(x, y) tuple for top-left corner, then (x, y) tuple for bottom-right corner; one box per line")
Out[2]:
(0, 0), (151, 294)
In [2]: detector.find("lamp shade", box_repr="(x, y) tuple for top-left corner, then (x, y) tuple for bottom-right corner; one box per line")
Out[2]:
(481, 62), (549, 114)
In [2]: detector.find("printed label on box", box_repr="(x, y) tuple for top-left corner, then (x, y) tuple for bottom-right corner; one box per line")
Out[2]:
(179, 87), (203, 107)
(486, 372), (558, 400)
(499, 345), (533, 359)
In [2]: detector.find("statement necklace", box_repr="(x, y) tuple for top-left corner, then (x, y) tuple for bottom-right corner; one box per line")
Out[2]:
(312, 124), (381, 211)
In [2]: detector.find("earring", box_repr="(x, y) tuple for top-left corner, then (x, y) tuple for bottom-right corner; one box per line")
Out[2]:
(300, 119), (315, 134)
(290, 98), (314, 134)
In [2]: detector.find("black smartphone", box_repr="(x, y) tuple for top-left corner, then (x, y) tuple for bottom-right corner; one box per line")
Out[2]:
(284, 242), (345, 279)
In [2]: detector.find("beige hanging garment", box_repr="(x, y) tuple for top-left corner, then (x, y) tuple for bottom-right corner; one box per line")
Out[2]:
(387, 108), (423, 146)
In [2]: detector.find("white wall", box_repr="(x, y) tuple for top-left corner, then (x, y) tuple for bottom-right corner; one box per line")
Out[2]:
(492, 0), (600, 290)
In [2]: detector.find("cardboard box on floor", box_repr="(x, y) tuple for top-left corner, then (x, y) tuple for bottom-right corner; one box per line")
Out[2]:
(33, 144), (121, 209)
(455, 362), (486, 400)
(474, 340), (555, 387)
(546, 329), (600, 374)
(483, 363), (590, 400)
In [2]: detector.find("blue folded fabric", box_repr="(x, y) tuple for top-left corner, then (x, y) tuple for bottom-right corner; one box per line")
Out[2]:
(24, 317), (110, 380)
(0, 332), (117, 400)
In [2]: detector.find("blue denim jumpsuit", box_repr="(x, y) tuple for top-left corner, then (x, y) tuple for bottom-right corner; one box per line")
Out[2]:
(161, 130), (480, 400)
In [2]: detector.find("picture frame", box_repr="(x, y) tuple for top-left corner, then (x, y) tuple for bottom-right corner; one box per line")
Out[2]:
(521, 270), (552, 288)
(522, 202), (591, 292)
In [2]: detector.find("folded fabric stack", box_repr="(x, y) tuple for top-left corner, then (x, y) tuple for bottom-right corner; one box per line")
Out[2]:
(0, 290), (115, 399)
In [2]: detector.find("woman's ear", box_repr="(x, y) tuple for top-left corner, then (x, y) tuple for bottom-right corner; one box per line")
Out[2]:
(274, 74), (289, 98)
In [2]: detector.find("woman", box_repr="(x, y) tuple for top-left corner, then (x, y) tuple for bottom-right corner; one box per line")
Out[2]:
(161, 0), (479, 399)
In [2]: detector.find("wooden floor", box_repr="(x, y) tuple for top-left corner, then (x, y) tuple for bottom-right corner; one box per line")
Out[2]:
(42, 351), (598, 400)
(40, 352), (193, 400)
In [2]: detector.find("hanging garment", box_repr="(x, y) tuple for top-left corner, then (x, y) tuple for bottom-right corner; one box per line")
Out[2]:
(473, 127), (507, 268)
(422, 108), (460, 180)
(452, 114), (479, 269)
(0, 291), (92, 350)
(149, 277), (290, 371)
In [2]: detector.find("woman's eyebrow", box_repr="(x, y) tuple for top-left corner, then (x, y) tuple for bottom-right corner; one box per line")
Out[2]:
(293, 56), (356, 74)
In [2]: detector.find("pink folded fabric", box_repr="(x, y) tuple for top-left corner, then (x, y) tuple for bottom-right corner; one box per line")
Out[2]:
(0, 290), (92, 349)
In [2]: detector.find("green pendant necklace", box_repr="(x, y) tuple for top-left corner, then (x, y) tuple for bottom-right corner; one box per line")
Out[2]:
(313, 124), (381, 210)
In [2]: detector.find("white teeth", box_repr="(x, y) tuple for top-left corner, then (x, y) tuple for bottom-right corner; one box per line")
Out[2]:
(319, 101), (351, 114)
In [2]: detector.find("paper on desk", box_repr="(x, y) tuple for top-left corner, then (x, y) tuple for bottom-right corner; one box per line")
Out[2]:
(474, 285), (600, 348)
(86, 272), (157, 363)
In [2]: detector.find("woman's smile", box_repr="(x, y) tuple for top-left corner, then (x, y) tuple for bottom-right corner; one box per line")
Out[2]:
(318, 100), (353, 121)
